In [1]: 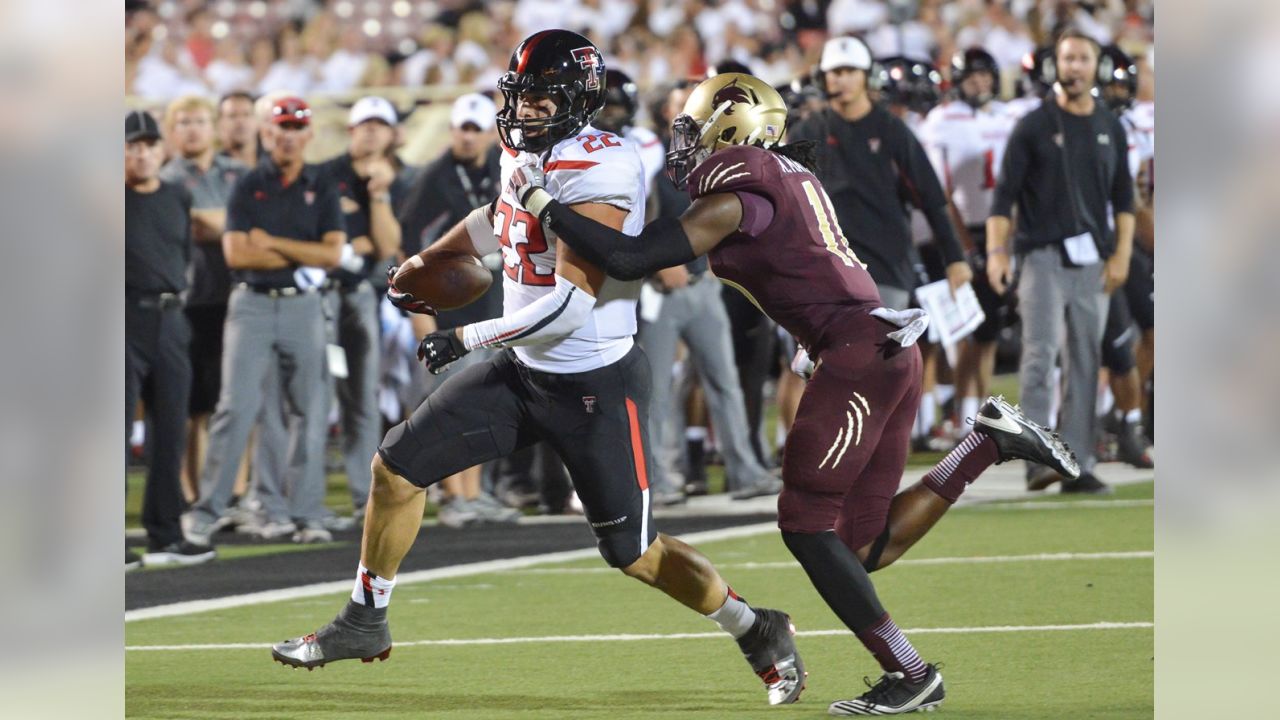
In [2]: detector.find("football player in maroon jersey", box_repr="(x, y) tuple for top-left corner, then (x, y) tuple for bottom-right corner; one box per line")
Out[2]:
(508, 73), (1081, 715)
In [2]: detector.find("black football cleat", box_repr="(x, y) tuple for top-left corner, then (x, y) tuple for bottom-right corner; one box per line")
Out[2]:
(973, 395), (1080, 483)
(271, 601), (392, 670)
(828, 664), (945, 716)
(736, 608), (806, 705)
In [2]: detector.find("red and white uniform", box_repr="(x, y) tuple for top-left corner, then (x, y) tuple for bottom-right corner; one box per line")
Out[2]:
(1122, 100), (1154, 193)
(920, 99), (1016, 228)
(622, 124), (666, 195)
(495, 125), (646, 372)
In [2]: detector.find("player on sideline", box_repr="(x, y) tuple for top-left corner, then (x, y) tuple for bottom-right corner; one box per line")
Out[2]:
(506, 73), (1081, 715)
(270, 31), (805, 707)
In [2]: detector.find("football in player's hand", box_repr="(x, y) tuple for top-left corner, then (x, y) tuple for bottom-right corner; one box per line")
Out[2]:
(392, 249), (492, 311)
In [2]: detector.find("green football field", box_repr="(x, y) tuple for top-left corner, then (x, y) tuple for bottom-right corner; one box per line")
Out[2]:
(126, 482), (1153, 719)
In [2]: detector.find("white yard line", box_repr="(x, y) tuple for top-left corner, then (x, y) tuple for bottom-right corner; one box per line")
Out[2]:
(126, 621), (1153, 652)
(510, 550), (1154, 574)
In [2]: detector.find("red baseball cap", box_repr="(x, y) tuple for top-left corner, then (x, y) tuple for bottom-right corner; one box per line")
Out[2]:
(271, 97), (312, 127)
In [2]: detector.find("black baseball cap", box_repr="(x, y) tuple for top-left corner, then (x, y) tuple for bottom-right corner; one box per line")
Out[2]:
(126, 110), (161, 142)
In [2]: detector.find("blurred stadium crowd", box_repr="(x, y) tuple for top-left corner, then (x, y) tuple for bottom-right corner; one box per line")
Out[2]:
(125, 0), (1155, 568)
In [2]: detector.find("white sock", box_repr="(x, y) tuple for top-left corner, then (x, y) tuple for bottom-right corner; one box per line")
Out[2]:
(917, 397), (937, 437)
(130, 419), (145, 447)
(1124, 408), (1142, 424)
(685, 426), (707, 442)
(351, 563), (396, 609)
(960, 396), (981, 425)
(706, 589), (757, 639)
(934, 383), (955, 408)
(1098, 386), (1114, 416)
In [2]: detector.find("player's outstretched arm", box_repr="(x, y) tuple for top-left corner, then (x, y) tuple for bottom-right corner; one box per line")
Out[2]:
(521, 188), (741, 281)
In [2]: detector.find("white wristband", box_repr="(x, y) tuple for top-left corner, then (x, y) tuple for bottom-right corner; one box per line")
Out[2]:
(522, 187), (553, 219)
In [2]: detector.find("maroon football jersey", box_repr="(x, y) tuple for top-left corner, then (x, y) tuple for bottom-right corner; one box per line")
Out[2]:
(688, 144), (882, 352)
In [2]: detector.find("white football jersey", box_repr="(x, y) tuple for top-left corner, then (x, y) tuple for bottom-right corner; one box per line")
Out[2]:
(920, 99), (1016, 228)
(622, 124), (667, 196)
(497, 124), (646, 373)
(1122, 100), (1155, 184)
(1003, 94), (1042, 121)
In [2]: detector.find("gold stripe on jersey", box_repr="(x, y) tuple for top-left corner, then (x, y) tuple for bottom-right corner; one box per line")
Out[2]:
(717, 276), (766, 315)
(801, 180), (864, 269)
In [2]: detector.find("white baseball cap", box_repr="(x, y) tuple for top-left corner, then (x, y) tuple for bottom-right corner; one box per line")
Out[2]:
(349, 96), (398, 127)
(450, 93), (497, 131)
(820, 36), (873, 72)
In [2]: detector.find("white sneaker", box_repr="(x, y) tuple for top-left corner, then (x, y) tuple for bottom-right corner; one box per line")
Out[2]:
(471, 494), (521, 524)
(254, 519), (298, 541)
(291, 526), (333, 544)
(438, 499), (479, 529)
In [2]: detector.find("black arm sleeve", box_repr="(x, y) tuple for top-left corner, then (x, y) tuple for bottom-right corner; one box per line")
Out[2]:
(540, 199), (697, 281)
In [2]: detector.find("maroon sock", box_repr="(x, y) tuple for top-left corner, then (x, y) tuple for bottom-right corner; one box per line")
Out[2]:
(922, 432), (1000, 503)
(855, 613), (928, 682)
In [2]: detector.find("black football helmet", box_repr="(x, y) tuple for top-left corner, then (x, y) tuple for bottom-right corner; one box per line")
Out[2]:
(951, 47), (1000, 108)
(874, 56), (942, 115)
(496, 29), (607, 153)
(594, 68), (639, 134)
(1097, 45), (1138, 112)
(1018, 46), (1056, 98)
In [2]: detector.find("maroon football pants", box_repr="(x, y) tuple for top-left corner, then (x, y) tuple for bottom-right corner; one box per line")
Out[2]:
(778, 319), (922, 552)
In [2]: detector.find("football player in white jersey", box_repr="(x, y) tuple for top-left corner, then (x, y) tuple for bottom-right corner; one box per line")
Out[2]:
(875, 55), (958, 448)
(595, 68), (667, 193)
(271, 30), (805, 707)
(919, 48), (1017, 429)
(1096, 44), (1155, 467)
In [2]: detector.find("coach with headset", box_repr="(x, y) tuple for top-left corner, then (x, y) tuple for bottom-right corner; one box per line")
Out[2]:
(790, 35), (970, 310)
(986, 29), (1135, 495)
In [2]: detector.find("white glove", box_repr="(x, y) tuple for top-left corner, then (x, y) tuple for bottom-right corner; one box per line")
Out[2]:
(870, 307), (930, 347)
(791, 347), (816, 379)
(338, 243), (366, 274)
(505, 160), (551, 217)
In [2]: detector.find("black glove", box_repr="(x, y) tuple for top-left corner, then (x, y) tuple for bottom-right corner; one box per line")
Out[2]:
(385, 264), (437, 315)
(417, 329), (470, 375)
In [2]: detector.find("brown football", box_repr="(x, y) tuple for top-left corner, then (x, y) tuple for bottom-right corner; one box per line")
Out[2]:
(392, 248), (493, 311)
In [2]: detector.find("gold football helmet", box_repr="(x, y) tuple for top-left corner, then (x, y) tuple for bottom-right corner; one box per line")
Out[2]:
(667, 73), (789, 188)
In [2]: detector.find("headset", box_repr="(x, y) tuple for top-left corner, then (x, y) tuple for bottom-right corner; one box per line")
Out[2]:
(810, 36), (882, 99)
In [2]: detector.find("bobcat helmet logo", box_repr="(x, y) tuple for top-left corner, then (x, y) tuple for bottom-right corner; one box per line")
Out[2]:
(711, 80), (758, 115)
(571, 47), (601, 92)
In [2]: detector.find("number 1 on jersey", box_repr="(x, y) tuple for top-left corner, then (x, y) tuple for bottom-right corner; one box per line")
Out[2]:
(801, 180), (865, 269)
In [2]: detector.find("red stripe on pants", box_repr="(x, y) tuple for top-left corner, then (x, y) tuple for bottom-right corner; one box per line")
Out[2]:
(625, 398), (649, 491)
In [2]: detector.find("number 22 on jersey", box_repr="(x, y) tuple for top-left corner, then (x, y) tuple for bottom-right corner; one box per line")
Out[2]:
(801, 180), (865, 269)
(493, 198), (555, 286)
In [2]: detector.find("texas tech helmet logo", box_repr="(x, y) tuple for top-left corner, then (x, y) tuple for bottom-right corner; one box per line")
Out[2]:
(571, 47), (601, 91)
(711, 79), (759, 116)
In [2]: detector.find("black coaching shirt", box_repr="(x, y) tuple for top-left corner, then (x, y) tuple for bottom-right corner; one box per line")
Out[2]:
(991, 99), (1134, 257)
(397, 146), (505, 329)
(790, 104), (964, 292)
(225, 157), (345, 288)
(126, 180), (192, 295)
(316, 153), (411, 288)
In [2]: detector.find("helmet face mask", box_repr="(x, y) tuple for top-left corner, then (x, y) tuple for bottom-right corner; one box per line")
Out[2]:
(951, 48), (1000, 110)
(664, 73), (788, 189)
(665, 114), (709, 189)
(495, 30), (606, 153)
